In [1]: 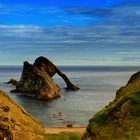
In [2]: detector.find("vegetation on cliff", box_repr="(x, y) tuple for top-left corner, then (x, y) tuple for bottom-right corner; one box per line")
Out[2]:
(83, 71), (140, 140)
(45, 132), (82, 140)
(0, 90), (45, 140)
(0, 90), (83, 140)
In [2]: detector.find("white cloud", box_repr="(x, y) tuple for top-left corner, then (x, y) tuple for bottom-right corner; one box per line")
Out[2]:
(135, 9), (140, 15)
(0, 4), (140, 65)
(0, 24), (43, 37)
(116, 51), (140, 54)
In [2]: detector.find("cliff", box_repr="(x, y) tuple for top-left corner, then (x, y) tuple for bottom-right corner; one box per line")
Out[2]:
(83, 71), (140, 140)
(0, 90), (45, 140)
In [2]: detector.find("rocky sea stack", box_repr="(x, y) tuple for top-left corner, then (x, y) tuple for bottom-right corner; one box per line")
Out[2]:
(7, 56), (79, 100)
(0, 90), (45, 140)
(83, 71), (140, 140)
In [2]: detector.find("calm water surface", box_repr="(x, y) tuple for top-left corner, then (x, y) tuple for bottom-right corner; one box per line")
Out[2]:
(0, 66), (139, 127)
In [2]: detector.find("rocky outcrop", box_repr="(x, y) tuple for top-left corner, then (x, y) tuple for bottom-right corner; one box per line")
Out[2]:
(7, 56), (79, 100)
(0, 90), (45, 140)
(34, 56), (79, 90)
(83, 71), (140, 140)
(8, 61), (60, 100)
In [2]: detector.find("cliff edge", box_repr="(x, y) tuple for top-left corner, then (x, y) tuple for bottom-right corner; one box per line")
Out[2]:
(83, 71), (140, 140)
(0, 90), (45, 140)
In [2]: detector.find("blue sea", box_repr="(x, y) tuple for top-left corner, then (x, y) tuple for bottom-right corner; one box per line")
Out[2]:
(0, 66), (140, 127)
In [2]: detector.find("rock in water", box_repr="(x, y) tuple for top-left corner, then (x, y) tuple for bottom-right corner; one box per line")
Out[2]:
(6, 56), (79, 100)
(14, 61), (60, 100)
(34, 56), (80, 90)
(83, 71), (140, 140)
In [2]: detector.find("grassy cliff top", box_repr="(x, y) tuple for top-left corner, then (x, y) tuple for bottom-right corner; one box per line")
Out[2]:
(83, 71), (140, 140)
(0, 90), (45, 140)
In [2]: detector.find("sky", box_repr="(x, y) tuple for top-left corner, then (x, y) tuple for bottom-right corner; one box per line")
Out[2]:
(0, 0), (140, 66)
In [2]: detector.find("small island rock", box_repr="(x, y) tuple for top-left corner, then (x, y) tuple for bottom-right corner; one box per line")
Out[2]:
(6, 56), (79, 100)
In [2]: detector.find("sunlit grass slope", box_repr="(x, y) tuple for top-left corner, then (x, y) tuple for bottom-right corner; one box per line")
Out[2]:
(0, 90), (45, 140)
(83, 71), (140, 140)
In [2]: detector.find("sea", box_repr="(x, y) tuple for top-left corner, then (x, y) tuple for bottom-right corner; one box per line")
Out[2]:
(0, 66), (140, 127)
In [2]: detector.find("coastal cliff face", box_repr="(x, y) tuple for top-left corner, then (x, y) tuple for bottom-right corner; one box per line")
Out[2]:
(0, 90), (45, 140)
(83, 71), (140, 140)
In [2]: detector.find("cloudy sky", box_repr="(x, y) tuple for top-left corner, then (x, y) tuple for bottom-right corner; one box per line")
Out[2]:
(0, 0), (140, 66)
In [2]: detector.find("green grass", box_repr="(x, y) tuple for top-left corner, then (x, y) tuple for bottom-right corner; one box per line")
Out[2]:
(85, 90), (140, 139)
(83, 71), (140, 139)
(130, 91), (140, 116)
(45, 133), (81, 140)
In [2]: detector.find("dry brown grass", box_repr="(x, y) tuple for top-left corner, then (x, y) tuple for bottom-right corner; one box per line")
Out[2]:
(0, 90), (45, 140)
